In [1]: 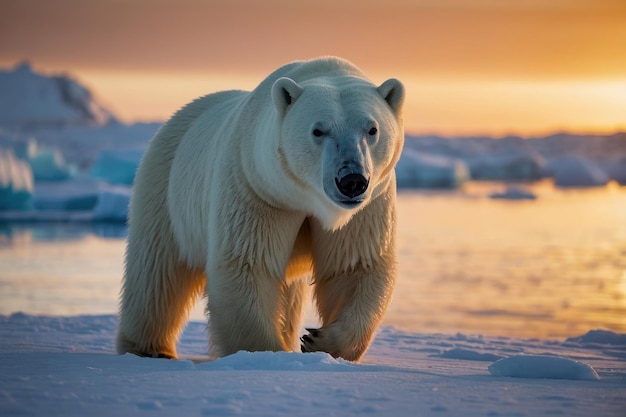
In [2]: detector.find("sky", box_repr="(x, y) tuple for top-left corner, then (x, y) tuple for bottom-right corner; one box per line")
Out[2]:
(1, 0), (625, 136)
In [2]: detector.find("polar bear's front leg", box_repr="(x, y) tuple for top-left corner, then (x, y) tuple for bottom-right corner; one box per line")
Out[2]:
(207, 263), (288, 357)
(301, 261), (395, 361)
(304, 188), (397, 361)
(205, 200), (306, 357)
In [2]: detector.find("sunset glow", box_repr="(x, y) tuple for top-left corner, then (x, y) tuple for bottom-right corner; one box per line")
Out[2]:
(1, 0), (625, 135)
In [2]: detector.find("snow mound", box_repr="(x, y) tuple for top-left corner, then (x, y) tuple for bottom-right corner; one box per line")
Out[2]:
(488, 355), (600, 380)
(200, 350), (354, 371)
(565, 329), (626, 346)
(0, 148), (34, 210)
(546, 157), (609, 187)
(396, 150), (468, 189)
(0, 61), (116, 128)
(91, 149), (143, 185)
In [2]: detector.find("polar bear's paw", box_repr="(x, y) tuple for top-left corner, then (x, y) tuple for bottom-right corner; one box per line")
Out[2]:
(301, 326), (368, 362)
(300, 327), (347, 359)
(136, 352), (176, 359)
(300, 327), (322, 353)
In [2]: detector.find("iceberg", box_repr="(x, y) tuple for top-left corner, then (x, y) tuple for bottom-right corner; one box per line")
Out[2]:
(0, 148), (34, 210)
(603, 157), (626, 185)
(0, 61), (116, 128)
(547, 156), (610, 187)
(92, 185), (131, 221)
(91, 149), (144, 185)
(28, 146), (75, 181)
(468, 152), (546, 181)
(33, 179), (99, 211)
(396, 150), (468, 189)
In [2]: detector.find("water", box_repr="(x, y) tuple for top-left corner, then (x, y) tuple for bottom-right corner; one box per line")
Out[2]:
(1, 181), (625, 339)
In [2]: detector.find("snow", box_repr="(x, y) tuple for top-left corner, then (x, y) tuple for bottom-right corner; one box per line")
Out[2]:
(0, 148), (33, 210)
(488, 355), (600, 381)
(1, 314), (624, 417)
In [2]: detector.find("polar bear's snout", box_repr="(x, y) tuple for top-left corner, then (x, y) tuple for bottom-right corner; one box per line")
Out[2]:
(335, 172), (369, 199)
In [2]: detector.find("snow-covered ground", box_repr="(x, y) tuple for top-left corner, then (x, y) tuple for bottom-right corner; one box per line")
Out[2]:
(1, 313), (624, 417)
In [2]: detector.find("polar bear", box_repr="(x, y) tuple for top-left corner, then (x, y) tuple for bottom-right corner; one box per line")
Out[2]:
(116, 57), (405, 362)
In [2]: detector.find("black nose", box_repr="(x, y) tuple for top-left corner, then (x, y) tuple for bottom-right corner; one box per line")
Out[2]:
(335, 173), (369, 198)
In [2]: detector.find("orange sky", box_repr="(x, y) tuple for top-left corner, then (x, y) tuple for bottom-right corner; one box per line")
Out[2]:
(1, 0), (625, 135)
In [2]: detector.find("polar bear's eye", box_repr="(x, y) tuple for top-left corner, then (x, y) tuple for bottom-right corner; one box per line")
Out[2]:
(312, 128), (325, 137)
(368, 127), (378, 136)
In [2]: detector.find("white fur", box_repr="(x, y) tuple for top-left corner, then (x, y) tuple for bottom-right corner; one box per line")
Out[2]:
(116, 57), (405, 361)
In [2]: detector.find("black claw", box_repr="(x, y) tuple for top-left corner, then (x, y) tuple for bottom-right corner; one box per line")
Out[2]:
(302, 335), (313, 344)
(306, 328), (320, 337)
(137, 352), (174, 359)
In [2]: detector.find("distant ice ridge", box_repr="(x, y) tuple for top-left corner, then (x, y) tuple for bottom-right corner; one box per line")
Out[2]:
(405, 133), (626, 186)
(1, 61), (625, 222)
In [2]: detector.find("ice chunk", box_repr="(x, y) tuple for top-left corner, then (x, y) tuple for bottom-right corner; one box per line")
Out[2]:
(92, 185), (131, 221)
(468, 152), (546, 181)
(33, 179), (99, 211)
(0, 148), (34, 210)
(489, 186), (537, 200)
(28, 147), (75, 181)
(396, 150), (468, 189)
(547, 156), (609, 187)
(91, 149), (144, 185)
(488, 355), (599, 380)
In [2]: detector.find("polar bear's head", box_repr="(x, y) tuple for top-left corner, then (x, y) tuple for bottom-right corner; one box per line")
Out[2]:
(270, 74), (404, 230)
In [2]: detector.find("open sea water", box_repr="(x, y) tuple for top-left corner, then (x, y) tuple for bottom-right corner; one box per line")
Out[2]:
(1, 181), (625, 339)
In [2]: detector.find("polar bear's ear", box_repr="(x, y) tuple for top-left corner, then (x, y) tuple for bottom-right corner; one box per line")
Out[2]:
(377, 78), (405, 114)
(272, 77), (304, 115)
